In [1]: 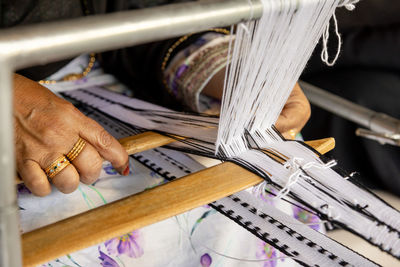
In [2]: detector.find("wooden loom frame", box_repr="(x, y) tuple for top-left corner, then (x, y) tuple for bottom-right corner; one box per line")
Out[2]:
(22, 132), (335, 266)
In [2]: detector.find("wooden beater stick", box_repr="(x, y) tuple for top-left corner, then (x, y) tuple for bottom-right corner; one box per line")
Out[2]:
(21, 133), (334, 266)
(16, 132), (334, 184)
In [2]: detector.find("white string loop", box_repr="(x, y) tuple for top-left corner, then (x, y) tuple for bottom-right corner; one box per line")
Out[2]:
(239, 23), (251, 37)
(338, 0), (360, 11)
(321, 0), (359, 66)
(321, 13), (342, 66)
(275, 157), (304, 199)
(275, 158), (337, 200)
(320, 204), (341, 220)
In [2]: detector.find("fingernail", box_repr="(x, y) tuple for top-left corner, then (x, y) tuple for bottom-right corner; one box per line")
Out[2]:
(122, 165), (130, 176)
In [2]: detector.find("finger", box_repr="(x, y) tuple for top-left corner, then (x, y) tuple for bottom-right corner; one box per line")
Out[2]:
(18, 160), (51, 197)
(39, 152), (80, 194)
(275, 105), (301, 134)
(50, 163), (80, 194)
(79, 119), (129, 175)
(70, 141), (103, 184)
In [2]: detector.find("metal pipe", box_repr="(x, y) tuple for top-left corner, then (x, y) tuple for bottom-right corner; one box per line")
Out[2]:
(0, 65), (22, 267)
(0, 0), (263, 70)
(300, 81), (400, 135)
(0, 1), (263, 265)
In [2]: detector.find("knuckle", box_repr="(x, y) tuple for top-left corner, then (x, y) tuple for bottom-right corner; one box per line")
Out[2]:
(48, 102), (80, 129)
(38, 122), (70, 147)
(40, 128), (60, 143)
(56, 100), (78, 115)
(40, 153), (60, 167)
(96, 129), (114, 150)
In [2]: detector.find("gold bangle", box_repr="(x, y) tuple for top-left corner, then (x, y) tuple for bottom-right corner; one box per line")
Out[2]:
(44, 156), (71, 179)
(161, 28), (230, 94)
(161, 28), (230, 73)
(66, 138), (86, 162)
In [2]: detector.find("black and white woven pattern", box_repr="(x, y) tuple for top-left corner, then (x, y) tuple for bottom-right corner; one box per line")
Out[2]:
(211, 192), (378, 267)
(63, 86), (399, 261)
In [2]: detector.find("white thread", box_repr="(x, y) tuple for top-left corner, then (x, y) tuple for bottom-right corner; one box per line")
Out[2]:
(322, 0), (360, 65)
(321, 13), (342, 66)
(302, 159), (337, 170)
(275, 158), (304, 200)
(239, 23), (251, 37)
(321, 204), (341, 220)
(275, 158), (337, 200)
(344, 171), (357, 180)
(69, 0), (400, 258)
(338, 0), (359, 11)
(246, 0), (255, 21)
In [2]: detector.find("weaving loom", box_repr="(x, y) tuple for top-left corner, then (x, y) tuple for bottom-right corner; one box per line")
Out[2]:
(0, 0), (399, 266)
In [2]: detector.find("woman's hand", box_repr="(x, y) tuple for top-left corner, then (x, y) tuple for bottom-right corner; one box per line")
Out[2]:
(202, 69), (311, 139)
(275, 83), (311, 139)
(14, 74), (129, 196)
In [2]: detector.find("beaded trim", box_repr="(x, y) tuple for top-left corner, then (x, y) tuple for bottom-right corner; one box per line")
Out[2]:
(38, 53), (96, 85)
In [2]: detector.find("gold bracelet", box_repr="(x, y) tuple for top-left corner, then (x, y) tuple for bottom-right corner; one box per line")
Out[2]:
(161, 28), (230, 73)
(161, 28), (230, 93)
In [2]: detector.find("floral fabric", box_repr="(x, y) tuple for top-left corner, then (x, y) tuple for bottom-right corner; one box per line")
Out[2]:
(19, 130), (323, 267)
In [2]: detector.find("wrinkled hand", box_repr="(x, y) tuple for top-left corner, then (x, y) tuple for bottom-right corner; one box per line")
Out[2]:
(14, 74), (129, 196)
(203, 69), (311, 139)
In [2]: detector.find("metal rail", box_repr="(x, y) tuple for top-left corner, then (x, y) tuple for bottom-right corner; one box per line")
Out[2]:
(300, 81), (400, 139)
(0, 0), (263, 266)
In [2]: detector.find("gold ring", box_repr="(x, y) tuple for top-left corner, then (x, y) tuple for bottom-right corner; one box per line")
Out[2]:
(66, 138), (86, 161)
(44, 156), (70, 179)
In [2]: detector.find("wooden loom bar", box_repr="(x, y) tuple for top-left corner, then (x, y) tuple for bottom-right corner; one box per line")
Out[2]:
(21, 133), (334, 266)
